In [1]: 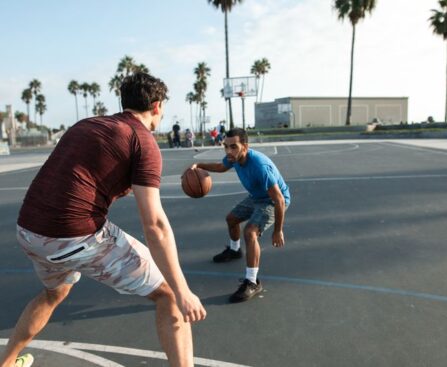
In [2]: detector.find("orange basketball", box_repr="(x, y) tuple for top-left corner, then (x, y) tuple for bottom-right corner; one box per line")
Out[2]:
(181, 168), (212, 198)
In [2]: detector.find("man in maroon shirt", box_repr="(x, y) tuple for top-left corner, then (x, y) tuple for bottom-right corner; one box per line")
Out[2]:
(0, 73), (206, 367)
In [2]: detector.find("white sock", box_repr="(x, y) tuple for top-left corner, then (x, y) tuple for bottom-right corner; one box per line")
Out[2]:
(230, 239), (240, 251)
(245, 267), (259, 284)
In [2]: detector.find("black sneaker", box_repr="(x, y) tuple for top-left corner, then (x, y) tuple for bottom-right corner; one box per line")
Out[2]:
(213, 247), (243, 263)
(229, 279), (263, 303)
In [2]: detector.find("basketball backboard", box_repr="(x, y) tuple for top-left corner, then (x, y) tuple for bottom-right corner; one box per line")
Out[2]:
(223, 76), (258, 98)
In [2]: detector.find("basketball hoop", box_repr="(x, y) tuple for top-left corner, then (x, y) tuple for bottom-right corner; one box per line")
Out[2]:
(238, 91), (245, 98)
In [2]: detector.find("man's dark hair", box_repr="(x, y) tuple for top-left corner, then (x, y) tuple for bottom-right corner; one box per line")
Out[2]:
(120, 72), (168, 112)
(226, 128), (248, 144)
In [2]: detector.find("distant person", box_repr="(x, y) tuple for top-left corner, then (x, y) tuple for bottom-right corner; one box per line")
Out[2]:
(172, 121), (181, 148)
(191, 128), (290, 303)
(185, 128), (194, 148)
(167, 130), (174, 148)
(0, 72), (206, 367)
(209, 127), (218, 146)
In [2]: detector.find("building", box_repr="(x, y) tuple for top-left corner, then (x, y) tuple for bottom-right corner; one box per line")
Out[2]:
(255, 97), (409, 129)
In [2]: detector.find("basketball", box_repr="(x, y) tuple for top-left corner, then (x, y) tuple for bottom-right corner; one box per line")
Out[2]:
(181, 168), (212, 198)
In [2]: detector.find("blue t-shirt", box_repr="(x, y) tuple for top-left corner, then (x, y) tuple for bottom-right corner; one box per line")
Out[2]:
(223, 149), (291, 205)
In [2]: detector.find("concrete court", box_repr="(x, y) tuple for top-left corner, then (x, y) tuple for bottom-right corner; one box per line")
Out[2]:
(1, 139), (447, 366)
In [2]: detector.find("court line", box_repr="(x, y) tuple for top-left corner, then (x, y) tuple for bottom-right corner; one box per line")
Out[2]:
(382, 141), (447, 155)
(0, 339), (125, 367)
(184, 270), (447, 303)
(2, 173), (447, 194)
(2, 268), (447, 304)
(0, 339), (252, 367)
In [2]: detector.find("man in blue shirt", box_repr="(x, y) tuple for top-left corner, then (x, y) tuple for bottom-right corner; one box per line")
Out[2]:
(192, 128), (290, 303)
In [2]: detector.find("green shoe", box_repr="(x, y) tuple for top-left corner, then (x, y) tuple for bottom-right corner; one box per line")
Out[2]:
(15, 353), (34, 367)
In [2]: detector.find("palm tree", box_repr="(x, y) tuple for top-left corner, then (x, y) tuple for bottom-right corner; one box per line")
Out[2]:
(186, 91), (196, 133)
(208, 0), (244, 129)
(80, 82), (90, 117)
(109, 75), (123, 112)
(21, 88), (32, 126)
(117, 55), (136, 77)
(250, 58), (271, 102)
(93, 101), (108, 116)
(35, 94), (46, 125)
(67, 80), (80, 121)
(194, 62), (211, 138)
(133, 63), (149, 73)
(89, 82), (101, 108)
(429, 0), (447, 123)
(29, 79), (41, 125)
(334, 0), (377, 126)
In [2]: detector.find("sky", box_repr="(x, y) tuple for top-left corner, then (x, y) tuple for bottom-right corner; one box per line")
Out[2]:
(0, 0), (444, 132)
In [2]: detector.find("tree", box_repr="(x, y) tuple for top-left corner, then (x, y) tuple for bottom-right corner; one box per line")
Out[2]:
(15, 111), (27, 124)
(80, 82), (90, 117)
(109, 75), (123, 112)
(117, 55), (136, 77)
(250, 58), (271, 102)
(93, 101), (108, 116)
(35, 94), (46, 125)
(334, 0), (377, 125)
(208, 0), (244, 129)
(21, 88), (33, 127)
(193, 62), (211, 138)
(429, 0), (447, 123)
(89, 82), (101, 107)
(29, 79), (41, 124)
(67, 80), (80, 121)
(185, 92), (196, 133)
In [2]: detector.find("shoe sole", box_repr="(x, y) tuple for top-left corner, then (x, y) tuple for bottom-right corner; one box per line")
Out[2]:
(213, 255), (242, 263)
(229, 284), (263, 303)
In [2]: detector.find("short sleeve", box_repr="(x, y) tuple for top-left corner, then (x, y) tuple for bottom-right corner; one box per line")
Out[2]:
(260, 166), (277, 192)
(131, 131), (162, 188)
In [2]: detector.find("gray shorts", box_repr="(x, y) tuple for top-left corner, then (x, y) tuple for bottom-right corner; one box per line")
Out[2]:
(16, 221), (165, 296)
(230, 196), (287, 235)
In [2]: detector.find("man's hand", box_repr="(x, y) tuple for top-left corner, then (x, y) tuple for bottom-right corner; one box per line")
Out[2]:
(177, 290), (207, 323)
(189, 163), (198, 170)
(272, 230), (285, 248)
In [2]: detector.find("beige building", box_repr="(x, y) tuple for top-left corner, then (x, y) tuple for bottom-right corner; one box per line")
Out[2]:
(255, 97), (409, 129)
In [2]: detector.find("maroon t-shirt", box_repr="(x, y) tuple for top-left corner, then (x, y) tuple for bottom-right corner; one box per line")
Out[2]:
(18, 112), (162, 237)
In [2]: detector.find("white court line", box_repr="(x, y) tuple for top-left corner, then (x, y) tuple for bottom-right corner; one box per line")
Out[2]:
(2, 173), (447, 195)
(0, 339), (124, 367)
(0, 187), (27, 191)
(0, 339), (252, 367)
(382, 141), (447, 155)
(275, 144), (359, 156)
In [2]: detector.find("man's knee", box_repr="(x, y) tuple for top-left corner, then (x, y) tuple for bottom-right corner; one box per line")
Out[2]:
(226, 213), (241, 227)
(244, 224), (260, 242)
(147, 282), (176, 304)
(44, 284), (72, 305)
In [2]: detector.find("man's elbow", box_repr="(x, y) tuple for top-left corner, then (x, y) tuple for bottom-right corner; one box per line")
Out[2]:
(143, 221), (168, 243)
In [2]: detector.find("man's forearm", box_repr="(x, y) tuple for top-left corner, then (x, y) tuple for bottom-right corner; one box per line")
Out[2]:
(196, 162), (227, 172)
(143, 218), (189, 296)
(274, 199), (285, 232)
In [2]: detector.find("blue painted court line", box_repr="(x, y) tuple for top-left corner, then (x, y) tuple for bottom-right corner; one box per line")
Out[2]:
(3, 267), (447, 303)
(183, 270), (447, 303)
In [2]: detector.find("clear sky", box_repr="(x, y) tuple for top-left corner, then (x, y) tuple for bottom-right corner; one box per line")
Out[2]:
(0, 0), (444, 131)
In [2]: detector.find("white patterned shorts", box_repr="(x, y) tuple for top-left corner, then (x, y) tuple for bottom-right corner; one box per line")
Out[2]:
(16, 221), (165, 296)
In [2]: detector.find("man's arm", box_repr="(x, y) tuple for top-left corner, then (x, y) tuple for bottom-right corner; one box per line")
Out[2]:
(132, 184), (206, 323)
(191, 162), (230, 173)
(267, 184), (286, 247)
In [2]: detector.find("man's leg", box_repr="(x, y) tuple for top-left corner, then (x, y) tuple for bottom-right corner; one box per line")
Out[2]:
(0, 284), (72, 367)
(148, 282), (193, 367)
(212, 213), (245, 263)
(227, 212), (243, 242)
(243, 223), (261, 269)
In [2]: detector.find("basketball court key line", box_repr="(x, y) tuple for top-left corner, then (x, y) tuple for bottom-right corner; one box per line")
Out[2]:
(0, 339), (252, 367)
